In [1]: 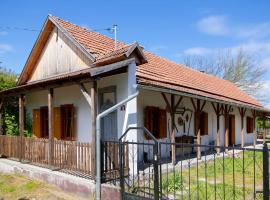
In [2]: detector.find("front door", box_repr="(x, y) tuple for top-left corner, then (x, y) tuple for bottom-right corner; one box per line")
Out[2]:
(99, 86), (117, 141)
(229, 115), (235, 146)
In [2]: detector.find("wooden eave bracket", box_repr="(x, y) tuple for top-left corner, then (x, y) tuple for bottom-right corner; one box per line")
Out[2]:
(79, 83), (92, 108)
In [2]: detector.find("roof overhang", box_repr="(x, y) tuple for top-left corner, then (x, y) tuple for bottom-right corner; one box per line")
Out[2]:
(0, 58), (135, 97)
(16, 15), (97, 86)
(138, 84), (269, 112)
(93, 42), (147, 67)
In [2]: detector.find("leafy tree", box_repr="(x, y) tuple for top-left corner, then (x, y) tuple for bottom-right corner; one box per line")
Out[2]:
(256, 116), (270, 129)
(0, 67), (17, 90)
(0, 66), (32, 136)
(184, 49), (266, 99)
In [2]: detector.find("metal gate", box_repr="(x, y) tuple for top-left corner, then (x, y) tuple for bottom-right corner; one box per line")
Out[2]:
(116, 127), (270, 200)
(118, 127), (160, 200)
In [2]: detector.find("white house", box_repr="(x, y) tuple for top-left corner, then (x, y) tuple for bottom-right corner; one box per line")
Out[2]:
(0, 15), (267, 178)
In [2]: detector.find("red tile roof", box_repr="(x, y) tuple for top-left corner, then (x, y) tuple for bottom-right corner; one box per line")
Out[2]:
(52, 16), (263, 109)
(137, 52), (262, 108)
(54, 17), (126, 58)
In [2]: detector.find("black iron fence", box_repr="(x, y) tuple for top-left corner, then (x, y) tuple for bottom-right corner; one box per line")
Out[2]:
(102, 132), (270, 199)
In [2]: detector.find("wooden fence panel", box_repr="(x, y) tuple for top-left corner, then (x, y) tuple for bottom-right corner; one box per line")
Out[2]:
(102, 141), (129, 181)
(0, 135), (134, 180)
(0, 135), (20, 159)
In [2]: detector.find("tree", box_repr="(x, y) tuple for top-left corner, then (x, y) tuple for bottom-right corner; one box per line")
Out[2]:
(0, 67), (18, 135)
(184, 49), (266, 98)
(0, 67), (17, 90)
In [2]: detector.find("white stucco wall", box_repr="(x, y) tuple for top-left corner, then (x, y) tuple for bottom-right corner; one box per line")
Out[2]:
(97, 72), (128, 139)
(136, 89), (256, 160)
(25, 84), (92, 142)
(25, 72), (129, 143)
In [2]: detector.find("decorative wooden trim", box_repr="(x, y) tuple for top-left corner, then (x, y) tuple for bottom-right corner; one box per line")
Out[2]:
(161, 93), (184, 164)
(161, 93), (172, 113)
(200, 100), (206, 112)
(174, 96), (183, 111)
(211, 102), (217, 114)
(191, 98), (196, 111)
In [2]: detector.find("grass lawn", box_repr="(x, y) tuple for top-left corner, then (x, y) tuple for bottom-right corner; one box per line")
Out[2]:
(161, 150), (267, 200)
(0, 173), (88, 200)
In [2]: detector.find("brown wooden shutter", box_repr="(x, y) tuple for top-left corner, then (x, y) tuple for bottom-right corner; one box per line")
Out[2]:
(60, 104), (76, 140)
(144, 107), (151, 140)
(246, 117), (254, 133)
(204, 112), (208, 135)
(54, 107), (62, 140)
(159, 109), (167, 138)
(32, 109), (41, 138)
(200, 112), (208, 136)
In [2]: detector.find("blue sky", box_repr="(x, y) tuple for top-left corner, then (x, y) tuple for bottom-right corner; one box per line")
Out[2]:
(1, 0), (270, 106)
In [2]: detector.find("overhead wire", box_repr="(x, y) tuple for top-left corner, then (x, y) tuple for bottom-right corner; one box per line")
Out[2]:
(0, 26), (114, 34)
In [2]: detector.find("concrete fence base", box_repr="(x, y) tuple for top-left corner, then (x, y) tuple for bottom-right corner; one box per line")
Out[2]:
(0, 159), (120, 200)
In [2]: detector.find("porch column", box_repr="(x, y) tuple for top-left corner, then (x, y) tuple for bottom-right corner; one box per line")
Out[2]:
(0, 99), (3, 135)
(252, 110), (257, 146)
(238, 107), (247, 148)
(19, 94), (25, 162)
(161, 93), (183, 165)
(211, 102), (221, 154)
(191, 99), (206, 160)
(91, 80), (97, 176)
(223, 105), (231, 152)
(48, 88), (54, 167)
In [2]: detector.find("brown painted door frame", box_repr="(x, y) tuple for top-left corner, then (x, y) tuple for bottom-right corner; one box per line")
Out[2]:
(229, 115), (235, 146)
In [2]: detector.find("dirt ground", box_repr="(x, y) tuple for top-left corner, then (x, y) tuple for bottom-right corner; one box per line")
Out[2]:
(0, 173), (90, 200)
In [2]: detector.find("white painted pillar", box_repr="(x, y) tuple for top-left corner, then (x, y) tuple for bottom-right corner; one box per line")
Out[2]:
(122, 61), (138, 175)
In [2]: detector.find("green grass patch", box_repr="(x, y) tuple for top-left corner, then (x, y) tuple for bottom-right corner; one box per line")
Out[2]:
(160, 151), (266, 199)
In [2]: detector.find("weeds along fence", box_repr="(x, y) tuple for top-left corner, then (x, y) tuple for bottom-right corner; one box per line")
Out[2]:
(0, 135), (93, 178)
(117, 141), (270, 200)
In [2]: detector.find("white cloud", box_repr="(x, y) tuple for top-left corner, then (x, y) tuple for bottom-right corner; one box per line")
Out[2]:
(0, 31), (8, 36)
(196, 15), (229, 36)
(196, 15), (270, 40)
(230, 42), (270, 55)
(236, 22), (270, 39)
(0, 44), (13, 54)
(182, 42), (270, 57)
(183, 47), (213, 56)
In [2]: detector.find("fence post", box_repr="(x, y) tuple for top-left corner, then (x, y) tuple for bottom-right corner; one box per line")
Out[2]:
(263, 143), (269, 200)
(119, 141), (124, 200)
(153, 142), (159, 200)
(19, 94), (25, 162)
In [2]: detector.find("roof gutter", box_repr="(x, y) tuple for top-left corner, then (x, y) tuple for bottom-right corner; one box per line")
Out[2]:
(95, 90), (139, 200)
(138, 84), (268, 112)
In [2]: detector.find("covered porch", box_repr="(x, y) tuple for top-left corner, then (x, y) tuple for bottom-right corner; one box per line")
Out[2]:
(0, 69), (97, 178)
(137, 85), (266, 163)
(0, 64), (131, 180)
